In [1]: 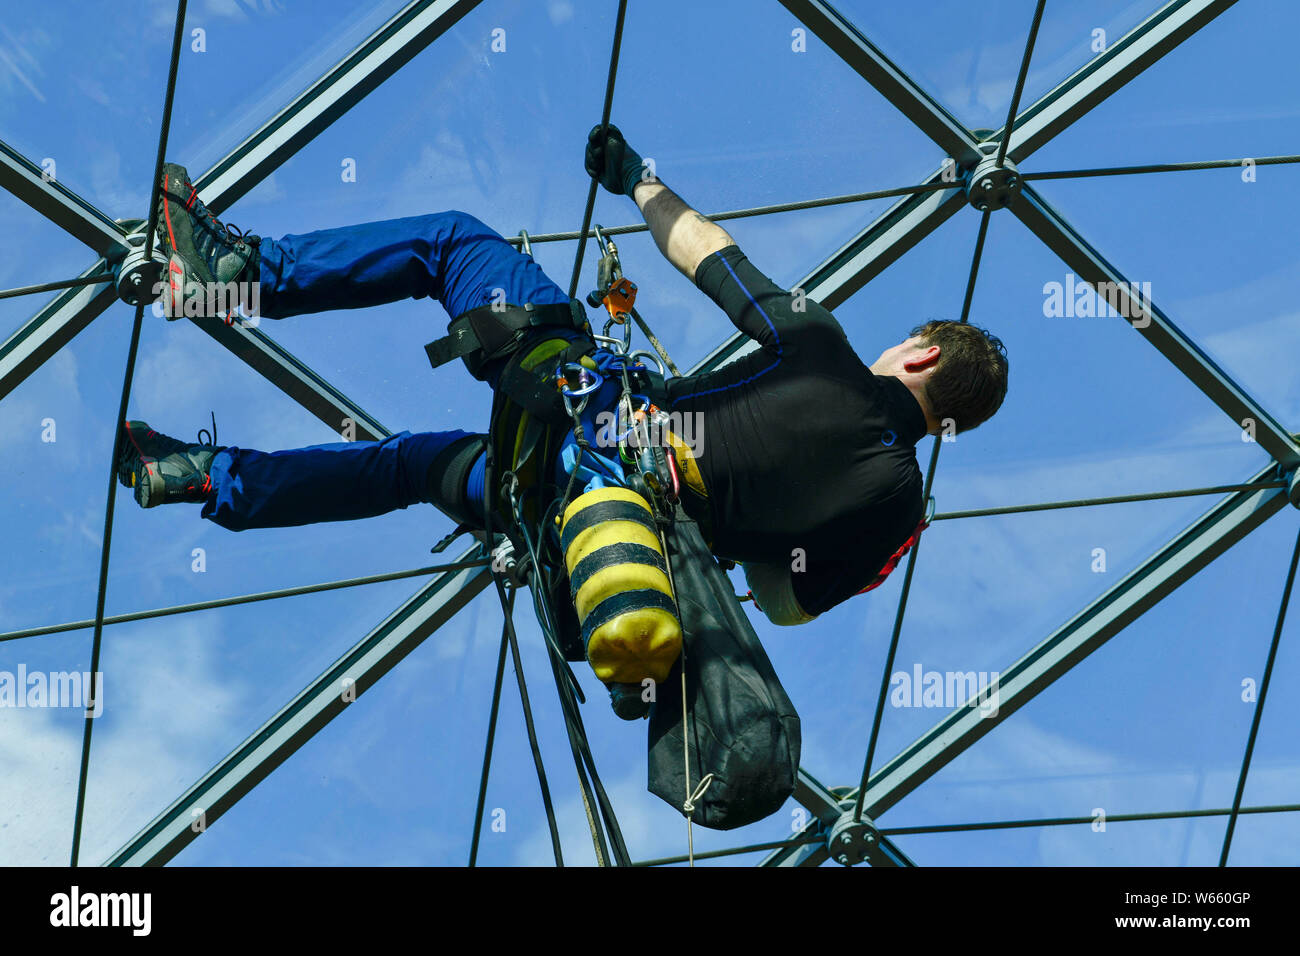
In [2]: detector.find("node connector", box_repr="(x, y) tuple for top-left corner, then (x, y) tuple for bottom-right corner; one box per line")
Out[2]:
(1288, 467), (1300, 510)
(964, 153), (1021, 213)
(113, 233), (166, 307)
(827, 809), (882, 867)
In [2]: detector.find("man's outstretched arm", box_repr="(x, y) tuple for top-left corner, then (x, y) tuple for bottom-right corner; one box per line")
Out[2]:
(585, 124), (735, 282)
(631, 180), (736, 282)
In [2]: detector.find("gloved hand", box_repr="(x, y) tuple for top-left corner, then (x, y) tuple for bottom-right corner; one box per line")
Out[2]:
(585, 123), (651, 197)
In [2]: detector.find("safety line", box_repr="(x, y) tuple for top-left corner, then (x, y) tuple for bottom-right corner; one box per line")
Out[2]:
(930, 480), (1288, 522)
(0, 558), (492, 643)
(883, 802), (1300, 836)
(0, 272), (114, 301)
(498, 574), (565, 865)
(70, 0), (188, 868)
(1022, 154), (1300, 182)
(516, 511), (628, 865)
(959, 210), (991, 324)
(629, 305), (680, 377)
(469, 587), (513, 867)
(567, 0), (629, 300)
(1219, 524), (1300, 866)
(996, 0), (1046, 170)
(481, 449), (565, 865)
(853, 201), (993, 824)
(522, 180), (961, 247)
(850, 0), (1045, 824)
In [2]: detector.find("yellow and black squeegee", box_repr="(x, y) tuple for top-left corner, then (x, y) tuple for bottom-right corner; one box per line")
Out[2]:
(560, 486), (682, 685)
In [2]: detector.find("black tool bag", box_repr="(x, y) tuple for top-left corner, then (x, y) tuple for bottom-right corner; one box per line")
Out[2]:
(647, 507), (801, 830)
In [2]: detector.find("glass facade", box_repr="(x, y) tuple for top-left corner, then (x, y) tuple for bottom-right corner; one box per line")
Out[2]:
(1, 0), (1296, 867)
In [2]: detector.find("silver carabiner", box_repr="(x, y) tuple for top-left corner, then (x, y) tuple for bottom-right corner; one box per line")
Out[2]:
(627, 348), (666, 378)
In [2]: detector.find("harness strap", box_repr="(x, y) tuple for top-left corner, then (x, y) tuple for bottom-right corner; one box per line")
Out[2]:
(858, 515), (931, 595)
(497, 339), (596, 423)
(425, 299), (588, 372)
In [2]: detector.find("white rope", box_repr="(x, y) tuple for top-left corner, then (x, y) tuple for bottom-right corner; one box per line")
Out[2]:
(659, 526), (715, 867)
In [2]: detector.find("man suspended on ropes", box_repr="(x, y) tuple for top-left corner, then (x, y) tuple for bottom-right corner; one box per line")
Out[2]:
(121, 124), (1008, 665)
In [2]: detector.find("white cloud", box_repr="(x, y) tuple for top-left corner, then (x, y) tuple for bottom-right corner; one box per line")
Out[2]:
(547, 1), (575, 25)
(0, 348), (81, 454)
(0, 24), (48, 104)
(0, 618), (253, 865)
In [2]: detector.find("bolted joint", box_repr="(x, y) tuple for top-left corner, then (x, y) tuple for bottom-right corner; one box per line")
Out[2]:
(112, 233), (166, 307)
(963, 154), (1021, 213)
(826, 809), (884, 867)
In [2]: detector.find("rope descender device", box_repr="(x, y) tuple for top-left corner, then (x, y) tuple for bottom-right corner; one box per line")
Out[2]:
(586, 225), (637, 327)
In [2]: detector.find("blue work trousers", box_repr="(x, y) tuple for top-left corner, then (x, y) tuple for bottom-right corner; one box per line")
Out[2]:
(201, 211), (606, 532)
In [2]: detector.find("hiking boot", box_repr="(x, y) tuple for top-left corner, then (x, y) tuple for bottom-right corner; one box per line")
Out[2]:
(155, 163), (260, 321)
(116, 420), (221, 509)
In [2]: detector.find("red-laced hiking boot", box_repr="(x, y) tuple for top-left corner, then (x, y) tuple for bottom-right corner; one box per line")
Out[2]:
(154, 163), (260, 322)
(116, 420), (221, 509)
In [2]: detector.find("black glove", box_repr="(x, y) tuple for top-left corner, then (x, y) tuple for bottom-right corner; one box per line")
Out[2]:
(585, 123), (651, 196)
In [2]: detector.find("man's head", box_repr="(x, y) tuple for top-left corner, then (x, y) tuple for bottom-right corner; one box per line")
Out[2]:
(869, 320), (1008, 435)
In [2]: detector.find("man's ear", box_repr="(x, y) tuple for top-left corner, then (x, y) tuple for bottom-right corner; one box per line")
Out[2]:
(902, 343), (940, 373)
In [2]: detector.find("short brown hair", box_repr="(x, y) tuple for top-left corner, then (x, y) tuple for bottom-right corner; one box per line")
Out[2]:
(908, 320), (1008, 433)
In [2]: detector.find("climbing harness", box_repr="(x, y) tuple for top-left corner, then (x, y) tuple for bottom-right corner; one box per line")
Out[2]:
(857, 494), (936, 596)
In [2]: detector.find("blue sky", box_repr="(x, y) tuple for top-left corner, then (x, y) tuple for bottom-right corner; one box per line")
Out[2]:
(1, 0), (1298, 866)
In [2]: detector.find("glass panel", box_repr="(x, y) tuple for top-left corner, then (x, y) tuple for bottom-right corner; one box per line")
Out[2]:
(0, 628), (90, 865)
(830, 194), (1272, 518)
(218, 0), (946, 438)
(1029, 0), (1299, 174)
(804, 493), (1272, 800)
(8, 0), (1290, 868)
(877, 509), (1299, 865)
(79, 575), (452, 865)
(1024, 0), (1300, 430)
(0, 188), (106, 338)
(832, 0), (1167, 133)
(0, 1), (410, 221)
(0, 305), (126, 634)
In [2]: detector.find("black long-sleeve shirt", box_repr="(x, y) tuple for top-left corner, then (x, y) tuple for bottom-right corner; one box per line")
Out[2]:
(665, 245), (927, 616)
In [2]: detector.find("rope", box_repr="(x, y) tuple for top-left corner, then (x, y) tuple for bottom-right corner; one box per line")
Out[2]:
(482, 449), (565, 866)
(852, 199), (992, 824)
(995, 0), (1046, 169)
(653, 523), (711, 867)
(70, 0), (189, 867)
(469, 588), (513, 866)
(883, 802), (1300, 836)
(1219, 524), (1300, 866)
(0, 272), (115, 301)
(852, 0), (1044, 825)
(1022, 154), (1300, 182)
(959, 210), (991, 324)
(514, 180), (959, 247)
(568, 0), (629, 300)
(629, 306), (680, 377)
(930, 480), (1289, 522)
(514, 505), (631, 866)
(1, 558), (492, 643)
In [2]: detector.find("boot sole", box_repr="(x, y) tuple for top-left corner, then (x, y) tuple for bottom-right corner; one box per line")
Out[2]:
(133, 460), (165, 509)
